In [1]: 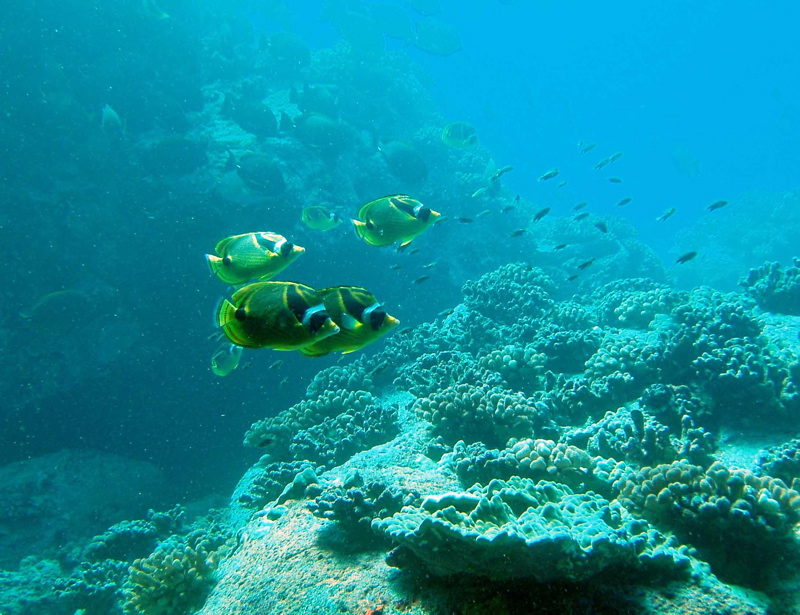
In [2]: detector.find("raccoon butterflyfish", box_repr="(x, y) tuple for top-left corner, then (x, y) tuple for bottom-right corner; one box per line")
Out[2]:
(215, 281), (339, 350)
(211, 341), (243, 376)
(352, 194), (440, 248)
(441, 122), (478, 148)
(301, 205), (342, 231)
(298, 286), (399, 357)
(205, 232), (304, 286)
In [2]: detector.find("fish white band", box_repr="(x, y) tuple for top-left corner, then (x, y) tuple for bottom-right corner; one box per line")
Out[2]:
(302, 303), (327, 327)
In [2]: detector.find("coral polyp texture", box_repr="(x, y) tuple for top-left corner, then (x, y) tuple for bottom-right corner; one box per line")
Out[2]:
(372, 477), (693, 581)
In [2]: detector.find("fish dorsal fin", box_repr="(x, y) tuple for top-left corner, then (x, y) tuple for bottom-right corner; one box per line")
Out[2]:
(214, 234), (246, 255)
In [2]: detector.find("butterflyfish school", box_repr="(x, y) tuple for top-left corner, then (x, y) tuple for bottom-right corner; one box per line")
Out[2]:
(215, 281), (339, 350)
(299, 286), (399, 357)
(441, 121), (478, 148)
(352, 194), (440, 248)
(205, 232), (304, 286)
(210, 341), (243, 376)
(301, 205), (343, 231)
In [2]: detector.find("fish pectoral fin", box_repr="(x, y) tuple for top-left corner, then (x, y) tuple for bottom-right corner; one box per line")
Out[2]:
(340, 313), (359, 331)
(205, 254), (223, 276)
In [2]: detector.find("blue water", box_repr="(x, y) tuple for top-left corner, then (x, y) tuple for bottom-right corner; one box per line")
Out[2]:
(1, 0), (799, 593)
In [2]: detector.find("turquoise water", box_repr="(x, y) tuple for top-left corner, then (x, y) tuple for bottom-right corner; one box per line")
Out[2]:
(1, 1), (800, 613)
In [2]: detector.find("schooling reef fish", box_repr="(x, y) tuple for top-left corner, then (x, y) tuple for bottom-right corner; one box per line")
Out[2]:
(707, 200), (728, 212)
(533, 207), (551, 222)
(301, 205), (342, 231)
(352, 194), (440, 248)
(675, 251), (698, 264)
(441, 121), (478, 148)
(616, 197), (633, 207)
(206, 232), (304, 285)
(215, 281), (339, 350)
(299, 286), (399, 357)
(211, 342), (243, 377)
(539, 168), (560, 181)
(578, 257), (595, 270)
(657, 208), (676, 222)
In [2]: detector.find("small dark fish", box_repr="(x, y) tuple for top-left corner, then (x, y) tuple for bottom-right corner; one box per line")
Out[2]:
(437, 308), (455, 318)
(557, 181), (568, 188)
(594, 221), (608, 233)
(554, 243), (568, 250)
(609, 152), (623, 163)
(573, 212), (590, 221)
(455, 217), (474, 224)
(423, 261), (438, 269)
(389, 264), (403, 270)
(501, 205), (516, 214)
(579, 141), (596, 154)
(434, 216), (448, 225)
(539, 168), (560, 181)
(257, 436), (275, 447)
(608, 177), (622, 183)
(578, 257), (595, 270)
(594, 157), (610, 170)
(240, 361), (253, 371)
(278, 376), (289, 388)
(533, 207), (551, 222)
(471, 187), (489, 198)
(572, 202), (588, 212)
(268, 359), (284, 370)
(616, 197), (633, 207)
(408, 248), (421, 256)
(707, 200), (728, 212)
(510, 229), (528, 237)
(657, 207), (676, 222)
(514, 194), (521, 203)
(675, 251), (698, 264)
(491, 165), (514, 181)
(567, 274), (579, 282)
(396, 243), (411, 253)
(413, 275), (430, 284)
(397, 327), (414, 336)
(476, 209), (492, 218)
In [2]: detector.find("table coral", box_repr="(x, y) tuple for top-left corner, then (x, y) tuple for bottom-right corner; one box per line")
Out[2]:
(373, 477), (692, 581)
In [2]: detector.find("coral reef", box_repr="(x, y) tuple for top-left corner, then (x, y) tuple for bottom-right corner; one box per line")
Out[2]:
(121, 526), (233, 615)
(741, 258), (800, 315)
(373, 477), (693, 581)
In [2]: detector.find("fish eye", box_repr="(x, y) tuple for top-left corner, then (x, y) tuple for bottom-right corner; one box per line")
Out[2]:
(369, 309), (387, 331)
(280, 242), (293, 257)
(308, 311), (330, 334)
(235, 307), (247, 321)
(223, 256), (232, 266)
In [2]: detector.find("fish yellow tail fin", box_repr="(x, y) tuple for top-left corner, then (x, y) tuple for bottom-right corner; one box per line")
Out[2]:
(214, 297), (237, 329)
(351, 219), (367, 240)
(205, 254), (223, 277)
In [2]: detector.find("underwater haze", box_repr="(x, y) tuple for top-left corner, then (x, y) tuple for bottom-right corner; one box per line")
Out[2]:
(2, 0), (800, 613)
